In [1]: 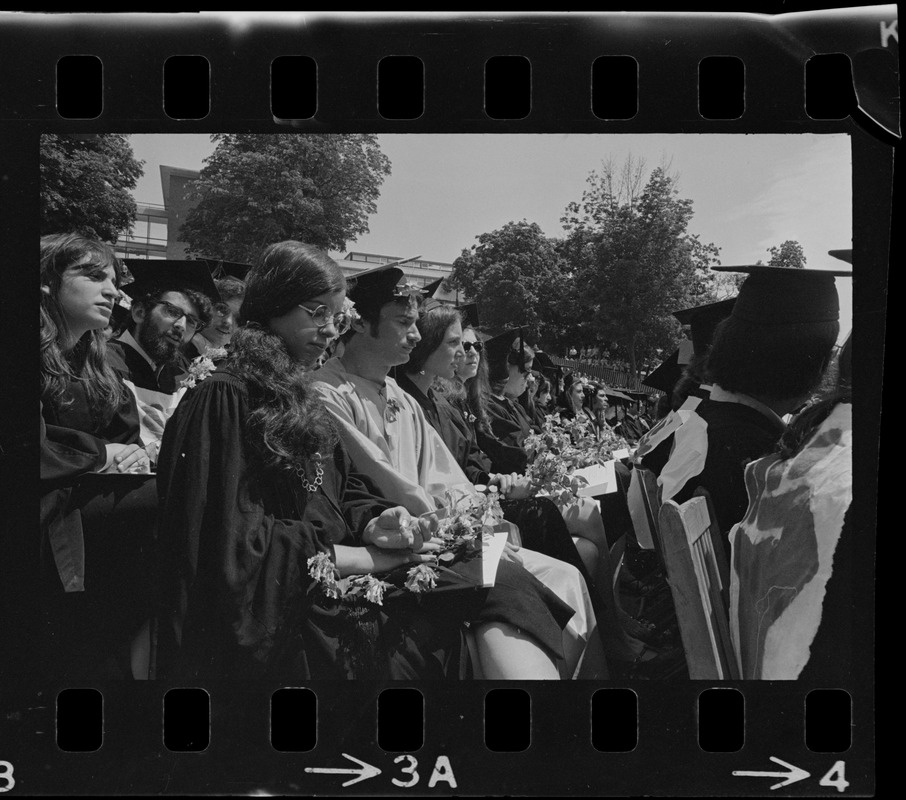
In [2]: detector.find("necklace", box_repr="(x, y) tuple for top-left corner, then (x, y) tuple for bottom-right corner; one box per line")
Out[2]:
(294, 453), (324, 493)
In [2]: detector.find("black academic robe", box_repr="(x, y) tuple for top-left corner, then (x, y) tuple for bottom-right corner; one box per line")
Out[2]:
(156, 370), (572, 681)
(40, 379), (157, 679)
(483, 395), (534, 474)
(395, 373), (492, 486)
(640, 398), (785, 536)
(618, 413), (649, 444)
(107, 337), (185, 395)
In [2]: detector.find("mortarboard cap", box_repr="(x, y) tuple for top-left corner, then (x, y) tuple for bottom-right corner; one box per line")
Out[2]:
(603, 387), (634, 403)
(456, 302), (480, 329)
(347, 261), (424, 318)
(712, 264), (850, 326)
(485, 328), (526, 383)
(201, 258), (253, 282)
(642, 349), (682, 394)
(121, 259), (222, 302)
(672, 297), (737, 357)
(828, 249), (852, 264)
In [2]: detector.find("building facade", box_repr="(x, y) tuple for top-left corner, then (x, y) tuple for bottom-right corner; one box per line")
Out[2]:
(115, 165), (455, 288)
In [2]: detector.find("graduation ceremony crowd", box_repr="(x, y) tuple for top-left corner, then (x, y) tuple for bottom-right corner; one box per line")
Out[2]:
(39, 231), (854, 683)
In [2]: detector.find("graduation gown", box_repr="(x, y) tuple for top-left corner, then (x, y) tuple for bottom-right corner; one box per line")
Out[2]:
(40, 378), (157, 679)
(640, 390), (786, 537)
(729, 402), (852, 680)
(481, 395), (534, 475)
(156, 370), (573, 680)
(397, 375), (595, 580)
(315, 360), (603, 678)
(107, 332), (187, 458)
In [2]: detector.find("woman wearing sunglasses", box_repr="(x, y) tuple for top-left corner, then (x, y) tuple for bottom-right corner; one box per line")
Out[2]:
(397, 305), (612, 585)
(40, 233), (156, 680)
(156, 241), (575, 680)
(440, 316), (651, 667)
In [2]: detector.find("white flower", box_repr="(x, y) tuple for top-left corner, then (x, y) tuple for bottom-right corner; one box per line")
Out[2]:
(308, 552), (337, 583)
(179, 353), (220, 389)
(405, 563), (439, 593)
(363, 575), (393, 605)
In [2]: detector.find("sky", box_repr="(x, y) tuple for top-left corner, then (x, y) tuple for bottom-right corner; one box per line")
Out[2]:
(129, 132), (853, 338)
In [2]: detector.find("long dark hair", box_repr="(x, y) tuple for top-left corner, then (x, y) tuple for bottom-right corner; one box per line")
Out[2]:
(777, 332), (852, 460)
(705, 316), (839, 402)
(226, 241), (344, 472)
(406, 305), (462, 376)
(40, 233), (128, 427)
(441, 325), (493, 433)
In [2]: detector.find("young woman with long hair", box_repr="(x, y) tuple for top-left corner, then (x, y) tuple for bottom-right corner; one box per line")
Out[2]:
(397, 306), (602, 592)
(156, 241), (575, 680)
(40, 232), (156, 680)
(441, 321), (656, 667)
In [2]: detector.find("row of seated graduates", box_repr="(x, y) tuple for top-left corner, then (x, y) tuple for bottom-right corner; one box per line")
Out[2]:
(39, 239), (611, 682)
(388, 293), (679, 677)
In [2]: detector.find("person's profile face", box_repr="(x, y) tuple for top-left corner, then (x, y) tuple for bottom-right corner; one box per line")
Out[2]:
(456, 327), (481, 381)
(570, 382), (585, 407)
(55, 258), (119, 338)
(422, 320), (464, 380)
(268, 289), (345, 367)
(365, 300), (421, 367)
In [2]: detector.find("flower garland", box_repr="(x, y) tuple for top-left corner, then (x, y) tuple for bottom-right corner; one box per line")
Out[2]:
(306, 486), (505, 606)
(179, 347), (228, 389)
(523, 412), (630, 509)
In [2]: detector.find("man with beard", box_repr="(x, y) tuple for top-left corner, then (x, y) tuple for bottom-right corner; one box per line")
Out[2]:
(107, 261), (217, 463)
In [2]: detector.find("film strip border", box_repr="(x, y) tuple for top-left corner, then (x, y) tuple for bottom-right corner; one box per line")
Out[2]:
(1, 682), (872, 794)
(1, 9), (891, 796)
(0, 10), (898, 135)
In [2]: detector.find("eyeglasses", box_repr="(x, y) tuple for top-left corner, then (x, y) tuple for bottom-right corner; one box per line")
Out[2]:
(462, 341), (483, 353)
(298, 303), (351, 336)
(153, 301), (204, 331)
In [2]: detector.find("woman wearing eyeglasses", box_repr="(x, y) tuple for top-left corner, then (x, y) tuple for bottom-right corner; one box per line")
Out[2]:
(40, 233), (157, 680)
(156, 241), (575, 680)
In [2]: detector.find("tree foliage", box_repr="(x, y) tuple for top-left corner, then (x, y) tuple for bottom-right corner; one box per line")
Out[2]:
(179, 134), (391, 262)
(559, 157), (722, 378)
(766, 239), (807, 268)
(40, 134), (144, 243)
(449, 221), (570, 344)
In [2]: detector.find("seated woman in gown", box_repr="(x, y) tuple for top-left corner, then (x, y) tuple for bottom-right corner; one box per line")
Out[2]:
(40, 233), (156, 680)
(395, 304), (600, 594)
(155, 240), (574, 680)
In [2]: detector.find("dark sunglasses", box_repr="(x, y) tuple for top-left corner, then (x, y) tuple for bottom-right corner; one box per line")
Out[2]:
(462, 341), (483, 353)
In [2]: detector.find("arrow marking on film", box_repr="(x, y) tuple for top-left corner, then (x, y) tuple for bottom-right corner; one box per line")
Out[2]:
(305, 753), (382, 787)
(733, 756), (810, 790)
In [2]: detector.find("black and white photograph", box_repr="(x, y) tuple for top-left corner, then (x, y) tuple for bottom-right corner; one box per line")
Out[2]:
(4, 7), (890, 796)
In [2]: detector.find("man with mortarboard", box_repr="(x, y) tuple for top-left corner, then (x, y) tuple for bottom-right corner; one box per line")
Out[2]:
(638, 263), (847, 538)
(107, 260), (218, 462)
(183, 260), (250, 360)
(313, 263), (607, 678)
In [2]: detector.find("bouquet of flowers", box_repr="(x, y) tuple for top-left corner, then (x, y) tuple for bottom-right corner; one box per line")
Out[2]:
(524, 413), (630, 509)
(179, 347), (228, 389)
(306, 486), (506, 607)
